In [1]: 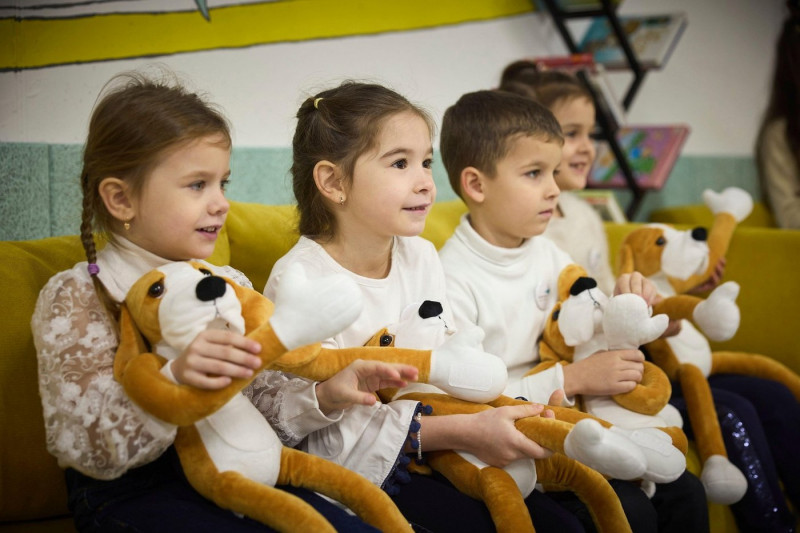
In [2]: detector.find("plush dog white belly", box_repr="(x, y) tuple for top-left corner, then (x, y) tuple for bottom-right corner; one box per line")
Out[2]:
(196, 395), (283, 486)
(665, 321), (713, 376)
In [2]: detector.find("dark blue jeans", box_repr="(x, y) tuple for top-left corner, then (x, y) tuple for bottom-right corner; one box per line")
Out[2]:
(671, 374), (800, 533)
(392, 469), (707, 533)
(65, 446), (380, 533)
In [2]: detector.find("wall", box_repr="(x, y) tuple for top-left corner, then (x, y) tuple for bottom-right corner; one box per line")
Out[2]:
(0, 0), (787, 240)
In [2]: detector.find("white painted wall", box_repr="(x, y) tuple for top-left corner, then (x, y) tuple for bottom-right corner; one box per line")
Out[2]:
(0, 0), (786, 155)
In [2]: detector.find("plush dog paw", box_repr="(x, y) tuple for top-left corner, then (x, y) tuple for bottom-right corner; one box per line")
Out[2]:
(693, 281), (740, 341)
(701, 454), (748, 504)
(603, 293), (669, 350)
(429, 326), (507, 403)
(702, 187), (753, 222)
(564, 419), (647, 480)
(270, 263), (363, 349)
(610, 426), (687, 483)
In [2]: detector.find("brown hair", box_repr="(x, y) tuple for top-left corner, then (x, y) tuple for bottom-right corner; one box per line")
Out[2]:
(81, 69), (231, 314)
(756, 8), (800, 205)
(440, 89), (563, 198)
(499, 61), (593, 111)
(291, 80), (434, 239)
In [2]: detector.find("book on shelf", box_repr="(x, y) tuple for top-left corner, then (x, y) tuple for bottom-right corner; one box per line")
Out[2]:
(573, 189), (627, 223)
(578, 12), (688, 70)
(588, 124), (690, 190)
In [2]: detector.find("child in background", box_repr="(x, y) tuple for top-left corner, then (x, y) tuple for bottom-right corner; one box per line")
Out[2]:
(31, 70), (413, 533)
(437, 88), (709, 533)
(499, 62), (800, 531)
(262, 80), (639, 533)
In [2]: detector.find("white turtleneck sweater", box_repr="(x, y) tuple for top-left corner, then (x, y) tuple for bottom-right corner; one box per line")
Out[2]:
(439, 215), (573, 404)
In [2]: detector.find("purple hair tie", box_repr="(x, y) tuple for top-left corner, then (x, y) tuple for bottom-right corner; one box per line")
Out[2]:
(87, 263), (100, 276)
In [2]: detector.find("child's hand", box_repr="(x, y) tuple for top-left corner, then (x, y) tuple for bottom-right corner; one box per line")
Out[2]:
(172, 329), (262, 389)
(466, 404), (554, 465)
(688, 257), (726, 295)
(315, 360), (419, 414)
(613, 272), (658, 306)
(563, 349), (644, 396)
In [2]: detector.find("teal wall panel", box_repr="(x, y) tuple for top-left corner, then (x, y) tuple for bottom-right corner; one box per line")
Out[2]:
(0, 142), (760, 241)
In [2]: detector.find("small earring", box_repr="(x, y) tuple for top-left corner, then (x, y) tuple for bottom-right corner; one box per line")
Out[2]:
(124, 219), (131, 231)
(339, 195), (345, 205)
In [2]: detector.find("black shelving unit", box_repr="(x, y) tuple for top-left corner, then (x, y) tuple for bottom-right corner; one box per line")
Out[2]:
(539, 0), (650, 219)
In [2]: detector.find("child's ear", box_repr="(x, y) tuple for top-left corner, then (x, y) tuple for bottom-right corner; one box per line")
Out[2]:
(98, 177), (135, 223)
(313, 161), (345, 204)
(460, 167), (485, 204)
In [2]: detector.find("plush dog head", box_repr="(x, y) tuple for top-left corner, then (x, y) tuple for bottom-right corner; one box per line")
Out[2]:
(542, 264), (609, 362)
(365, 300), (452, 350)
(122, 261), (245, 358)
(618, 224), (710, 281)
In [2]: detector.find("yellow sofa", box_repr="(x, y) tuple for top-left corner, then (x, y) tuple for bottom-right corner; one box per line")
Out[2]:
(2, 199), (798, 532)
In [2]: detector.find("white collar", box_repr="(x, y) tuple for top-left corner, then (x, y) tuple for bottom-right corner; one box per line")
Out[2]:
(96, 236), (172, 303)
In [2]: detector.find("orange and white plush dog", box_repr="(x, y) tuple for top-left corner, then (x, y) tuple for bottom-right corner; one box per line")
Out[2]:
(115, 261), (509, 532)
(618, 187), (800, 504)
(369, 300), (689, 533)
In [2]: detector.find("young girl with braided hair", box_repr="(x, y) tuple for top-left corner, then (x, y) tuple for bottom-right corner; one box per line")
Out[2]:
(31, 69), (413, 532)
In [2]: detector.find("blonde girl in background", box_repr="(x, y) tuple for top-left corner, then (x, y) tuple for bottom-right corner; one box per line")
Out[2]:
(31, 70), (413, 533)
(499, 61), (800, 532)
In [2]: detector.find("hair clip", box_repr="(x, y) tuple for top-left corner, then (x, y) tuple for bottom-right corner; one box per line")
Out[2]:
(313, 97), (323, 109)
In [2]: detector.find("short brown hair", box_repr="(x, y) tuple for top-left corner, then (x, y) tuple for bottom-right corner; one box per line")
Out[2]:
(440, 90), (563, 198)
(499, 62), (592, 111)
(291, 81), (434, 239)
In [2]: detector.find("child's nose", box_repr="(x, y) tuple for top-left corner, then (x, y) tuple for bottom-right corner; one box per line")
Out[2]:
(210, 190), (230, 215)
(415, 170), (435, 193)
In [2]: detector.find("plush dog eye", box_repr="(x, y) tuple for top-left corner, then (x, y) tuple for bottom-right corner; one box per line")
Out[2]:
(380, 334), (394, 346)
(147, 281), (164, 298)
(656, 236), (666, 246)
(199, 268), (213, 276)
(552, 309), (560, 321)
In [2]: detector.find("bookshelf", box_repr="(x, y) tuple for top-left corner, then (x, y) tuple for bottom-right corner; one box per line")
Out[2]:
(537, 0), (688, 219)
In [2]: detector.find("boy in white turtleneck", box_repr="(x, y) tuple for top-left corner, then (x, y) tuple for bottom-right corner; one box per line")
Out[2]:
(438, 88), (709, 533)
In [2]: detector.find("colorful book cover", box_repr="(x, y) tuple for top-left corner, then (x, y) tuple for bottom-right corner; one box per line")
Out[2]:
(574, 189), (627, 222)
(578, 12), (688, 70)
(589, 124), (690, 189)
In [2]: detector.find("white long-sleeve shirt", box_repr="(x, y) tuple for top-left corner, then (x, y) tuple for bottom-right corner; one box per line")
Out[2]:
(439, 215), (573, 404)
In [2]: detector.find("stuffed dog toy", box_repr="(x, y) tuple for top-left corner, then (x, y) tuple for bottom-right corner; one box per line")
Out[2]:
(617, 187), (800, 504)
(368, 300), (689, 533)
(114, 261), (510, 532)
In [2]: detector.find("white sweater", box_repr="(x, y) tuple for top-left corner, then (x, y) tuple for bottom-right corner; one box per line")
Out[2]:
(439, 215), (573, 404)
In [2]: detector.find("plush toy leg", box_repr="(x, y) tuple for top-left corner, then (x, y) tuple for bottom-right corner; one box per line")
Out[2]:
(711, 351), (800, 401)
(277, 447), (413, 533)
(678, 363), (747, 504)
(426, 451), (536, 533)
(174, 427), (337, 533)
(611, 362), (673, 416)
(536, 454), (632, 533)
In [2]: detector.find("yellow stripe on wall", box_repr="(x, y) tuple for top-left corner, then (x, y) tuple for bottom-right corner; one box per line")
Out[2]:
(1, 0), (536, 71)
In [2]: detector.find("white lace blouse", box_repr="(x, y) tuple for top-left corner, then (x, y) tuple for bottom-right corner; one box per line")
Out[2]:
(31, 239), (304, 480)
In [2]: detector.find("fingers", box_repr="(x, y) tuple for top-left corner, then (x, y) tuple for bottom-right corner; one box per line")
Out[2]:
(174, 330), (262, 387)
(548, 388), (565, 406)
(614, 272), (657, 305)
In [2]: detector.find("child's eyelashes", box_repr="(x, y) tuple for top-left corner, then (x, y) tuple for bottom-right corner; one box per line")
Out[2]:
(391, 158), (435, 170)
(525, 169), (541, 179)
(221, 179), (231, 192)
(189, 178), (231, 192)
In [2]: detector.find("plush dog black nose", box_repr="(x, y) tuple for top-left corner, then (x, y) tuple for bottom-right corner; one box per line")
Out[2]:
(418, 300), (444, 319)
(196, 276), (227, 302)
(570, 277), (597, 296)
(691, 227), (708, 242)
